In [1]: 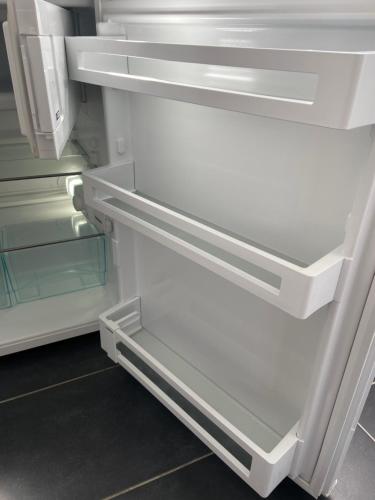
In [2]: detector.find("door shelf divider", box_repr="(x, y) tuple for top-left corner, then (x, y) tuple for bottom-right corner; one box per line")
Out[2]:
(67, 36), (375, 129)
(84, 164), (345, 319)
(99, 298), (300, 498)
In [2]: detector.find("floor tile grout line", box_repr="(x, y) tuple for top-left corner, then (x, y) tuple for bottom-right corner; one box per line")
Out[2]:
(358, 423), (375, 443)
(0, 365), (119, 405)
(102, 452), (214, 500)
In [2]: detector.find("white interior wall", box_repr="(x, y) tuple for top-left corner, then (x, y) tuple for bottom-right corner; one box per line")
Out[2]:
(114, 227), (327, 436)
(131, 95), (372, 264)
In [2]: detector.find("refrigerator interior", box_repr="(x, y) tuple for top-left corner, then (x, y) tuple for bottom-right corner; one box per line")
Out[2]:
(0, 4), (117, 355)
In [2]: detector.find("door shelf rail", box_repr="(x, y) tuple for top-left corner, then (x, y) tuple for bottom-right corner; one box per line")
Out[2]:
(83, 164), (345, 319)
(66, 36), (375, 129)
(99, 298), (300, 498)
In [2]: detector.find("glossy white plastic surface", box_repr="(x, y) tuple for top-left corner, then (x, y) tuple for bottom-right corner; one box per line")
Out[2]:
(100, 296), (300, 497)
(0, 286), (114, 355)
(84, 163), (345, 318)
(3, 0), (78, 158)
(66, 35), (375, 129)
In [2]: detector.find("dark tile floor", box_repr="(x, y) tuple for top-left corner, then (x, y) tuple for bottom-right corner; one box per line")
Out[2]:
(0, 332), (373, 500)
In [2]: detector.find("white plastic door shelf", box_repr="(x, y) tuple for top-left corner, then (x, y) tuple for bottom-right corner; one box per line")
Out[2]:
(66, 36), (375, 129)
(99, 298), (300, 498)
(83, 164), (345, 319)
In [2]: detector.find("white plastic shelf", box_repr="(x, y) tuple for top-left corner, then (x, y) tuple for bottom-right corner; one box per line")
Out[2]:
(99, 298), (300, 498)
(83, 164), (344, 319)
(0, 286), (114, 356)
(67, 36), (375, 129)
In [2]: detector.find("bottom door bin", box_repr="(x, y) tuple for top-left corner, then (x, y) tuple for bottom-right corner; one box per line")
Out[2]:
(3, 235), (107, 304)
(99, 298), (300, 498)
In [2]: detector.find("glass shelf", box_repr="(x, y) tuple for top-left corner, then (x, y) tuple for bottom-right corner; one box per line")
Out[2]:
(0, 141), (90, 182)
(0, 207), (106, 305)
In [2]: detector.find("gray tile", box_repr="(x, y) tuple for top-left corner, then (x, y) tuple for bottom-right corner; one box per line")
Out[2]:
(0, 332), (114, 401)
(0, 368), (207, 500)
(331, 426), (375, 500)
(359, 385), (375, 439)
(115, 454), (315, 500)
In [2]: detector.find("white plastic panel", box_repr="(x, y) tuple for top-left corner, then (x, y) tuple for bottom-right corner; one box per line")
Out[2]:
(3, 0), (78, 159)
(66, 35), (375, 129)
(83, 163), (344, 319)
(128, 231), (325, 432)
(99, 296), (301, 497)
(0, 286), (114, 356)
(90, 6), (375, 497)
(129, 96), (372, 265)
(99, 0), (375, 23)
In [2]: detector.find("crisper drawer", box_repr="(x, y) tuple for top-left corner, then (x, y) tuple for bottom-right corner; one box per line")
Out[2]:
(0, 256), (12, 309)
(84, 164), (344, 319)
(99, 298), (300, 498)
(2, 235), (107, 304)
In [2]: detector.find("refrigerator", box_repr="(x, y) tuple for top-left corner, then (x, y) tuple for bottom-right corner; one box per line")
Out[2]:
(1, 0), (375, 497)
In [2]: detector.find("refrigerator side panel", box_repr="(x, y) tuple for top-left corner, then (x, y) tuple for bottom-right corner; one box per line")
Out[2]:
(309, 273), (375, 497)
